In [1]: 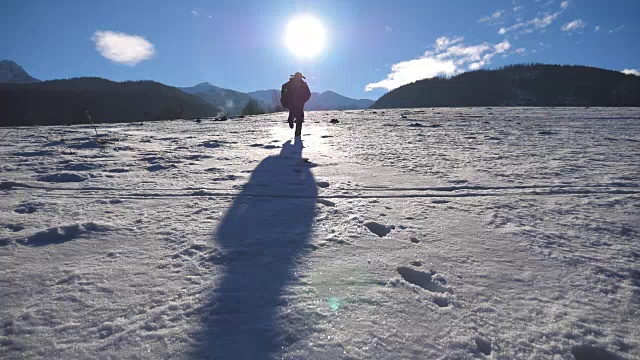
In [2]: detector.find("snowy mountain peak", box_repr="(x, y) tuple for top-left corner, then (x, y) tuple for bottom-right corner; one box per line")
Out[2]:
(0, 60), (40, 84)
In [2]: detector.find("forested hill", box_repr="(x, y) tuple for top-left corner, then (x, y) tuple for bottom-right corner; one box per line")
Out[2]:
(180, 82), (254, 115)
(0, 77), (221, 127)
(371, 64), (640, 109)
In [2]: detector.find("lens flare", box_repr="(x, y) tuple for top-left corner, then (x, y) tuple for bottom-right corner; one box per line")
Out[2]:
(285, 15), (326, 59)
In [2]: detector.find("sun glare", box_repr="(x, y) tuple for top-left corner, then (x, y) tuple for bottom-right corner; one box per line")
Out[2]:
(285, 15), (326, 59)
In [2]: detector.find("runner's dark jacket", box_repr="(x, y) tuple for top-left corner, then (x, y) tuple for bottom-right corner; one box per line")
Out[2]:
(281, 79), (311, 110)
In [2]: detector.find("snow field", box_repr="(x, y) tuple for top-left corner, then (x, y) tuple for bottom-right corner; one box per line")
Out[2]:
(1, 107), (639, 359)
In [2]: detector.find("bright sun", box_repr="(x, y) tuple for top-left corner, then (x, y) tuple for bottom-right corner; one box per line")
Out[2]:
(285, 15), (326, 59)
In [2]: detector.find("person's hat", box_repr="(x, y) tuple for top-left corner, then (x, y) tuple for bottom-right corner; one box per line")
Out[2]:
(290, 72), (306, 79)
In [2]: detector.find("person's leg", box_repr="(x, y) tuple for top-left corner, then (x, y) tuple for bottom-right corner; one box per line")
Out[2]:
(295, 119), (302, 137)
(288, 111), (294, 129)
(294, 110), (304, 137)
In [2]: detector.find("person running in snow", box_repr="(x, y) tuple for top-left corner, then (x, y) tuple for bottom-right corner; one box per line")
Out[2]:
(281, 72), (311, 137)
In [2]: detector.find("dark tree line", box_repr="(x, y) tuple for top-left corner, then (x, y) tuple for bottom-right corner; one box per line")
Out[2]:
(371, 64), (640, 109)
(0, 77), (221, 127)
(241, 99), (265, 116)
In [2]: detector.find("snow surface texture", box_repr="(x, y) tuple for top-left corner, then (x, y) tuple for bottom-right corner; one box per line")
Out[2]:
(0, 108), (639, 359)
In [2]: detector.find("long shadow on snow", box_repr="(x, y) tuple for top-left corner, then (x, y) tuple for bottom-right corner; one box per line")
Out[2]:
(193, 139), (317, 359)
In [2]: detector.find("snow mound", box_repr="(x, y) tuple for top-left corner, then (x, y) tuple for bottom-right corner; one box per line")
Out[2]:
(36, 172), (88, 183)
(16, 222), (112, 247)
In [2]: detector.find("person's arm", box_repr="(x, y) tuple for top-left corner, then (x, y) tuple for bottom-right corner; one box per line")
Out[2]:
(303, 82), (311, 102)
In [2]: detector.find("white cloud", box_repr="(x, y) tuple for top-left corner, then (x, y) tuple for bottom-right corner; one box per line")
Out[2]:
(494, 41), (511, 53)
(191, 10), (198, 16)
(515, 47), (526, 55)
(92, 30), (155, 66)
(365, 58), (457, 91)
(479, 9), (504, 24)
(533, 12), (562, 29)
(365, 36), (511, 91)
(385, 25), (393, 32)
(435, 36), (464, 51)
(562, 19), (586, 32)
(609, 25), (624, 34)
(622, 69), (640, 76)
(208, 15), (213, 19)
(513, 5), (524, 12)
(595, 25), (600, 32)
(499, 0), (569, 36)
(498, 11), (562, 35)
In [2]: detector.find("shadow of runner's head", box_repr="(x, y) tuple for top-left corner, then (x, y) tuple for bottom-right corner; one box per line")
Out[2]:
(280, 138), (303, 158)
(192, 140), (317, 359)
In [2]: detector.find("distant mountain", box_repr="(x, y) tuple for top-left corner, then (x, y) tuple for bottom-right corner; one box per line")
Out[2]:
(307, 91), (375, 110)
(0, 77), (220, 127)
(0, 60), (40, 84)
(180, 82), (254, 115)
(247, 89), (374, 111)
(246, 90), (281, 111)
(372, 64), (640, 108)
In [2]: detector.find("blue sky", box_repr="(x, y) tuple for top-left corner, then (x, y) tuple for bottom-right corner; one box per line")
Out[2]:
(1, 0), (637, 100)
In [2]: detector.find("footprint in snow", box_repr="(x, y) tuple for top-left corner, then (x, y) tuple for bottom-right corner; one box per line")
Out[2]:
(63, 162), (101, 171)
(37, 172), (88, 182)
(200, 140), (222, 148)
(316, 199), (336, 207)
(14, 201), (43, 214)
(16, 222), (111, 247)
(397, 266), (453, 307)
(146, 164), (172, 172)
(4, 224), (25, 233)
(213, 174), (240, 181)
(96, 199), (124, 205)
(12, 150), (57, 157)
(364, 222), (394, 237)
(475, 338), (492, 356)
(431, 199), (450, 204)
(571, 345), (620, 360)
(538, 130), (556, 135)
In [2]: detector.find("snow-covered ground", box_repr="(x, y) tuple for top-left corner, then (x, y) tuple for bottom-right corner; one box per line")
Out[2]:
(1, 107), (639, 359)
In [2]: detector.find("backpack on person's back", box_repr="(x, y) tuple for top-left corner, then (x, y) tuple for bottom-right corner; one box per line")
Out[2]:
(281, 81), (292, 109)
